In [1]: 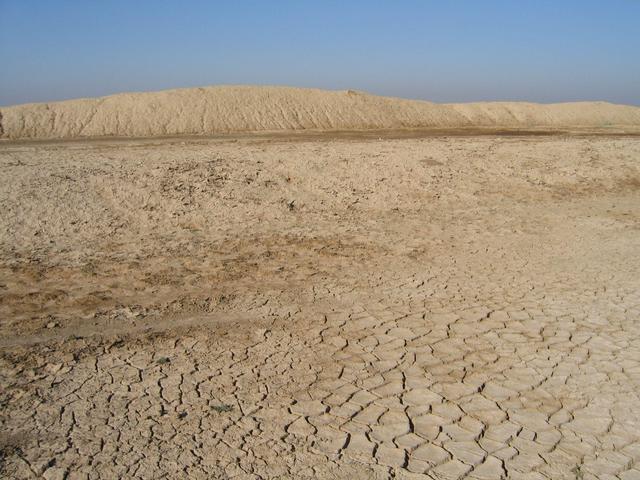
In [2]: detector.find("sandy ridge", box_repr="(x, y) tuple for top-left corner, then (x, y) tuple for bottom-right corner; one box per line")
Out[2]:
(1, 85), (640, 139)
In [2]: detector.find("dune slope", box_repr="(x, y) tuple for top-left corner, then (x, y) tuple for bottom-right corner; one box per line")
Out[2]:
(2, 85), (640, 139)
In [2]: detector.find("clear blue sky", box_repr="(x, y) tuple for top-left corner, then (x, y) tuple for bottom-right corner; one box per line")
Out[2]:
(1, 0), (639, 106)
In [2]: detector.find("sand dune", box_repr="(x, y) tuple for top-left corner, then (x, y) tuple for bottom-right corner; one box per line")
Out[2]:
(2, 85), (640, 139)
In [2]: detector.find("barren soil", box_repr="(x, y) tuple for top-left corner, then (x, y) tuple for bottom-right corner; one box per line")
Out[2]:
(1, 134), (640, 479)
(3, 85), (640, 140)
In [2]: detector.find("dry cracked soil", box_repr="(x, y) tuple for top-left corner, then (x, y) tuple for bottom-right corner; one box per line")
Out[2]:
(1, 133), (640, 479)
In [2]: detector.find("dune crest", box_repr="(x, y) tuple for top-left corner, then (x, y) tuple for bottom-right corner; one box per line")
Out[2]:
(2, 85), (640, 140)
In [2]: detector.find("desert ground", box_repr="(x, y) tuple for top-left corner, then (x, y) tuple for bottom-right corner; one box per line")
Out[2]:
(1, 87), (640, 480)
(0, 130), (639, 480)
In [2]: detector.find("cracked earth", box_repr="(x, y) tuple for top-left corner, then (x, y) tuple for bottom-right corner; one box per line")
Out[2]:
(1, 134), (640, 479)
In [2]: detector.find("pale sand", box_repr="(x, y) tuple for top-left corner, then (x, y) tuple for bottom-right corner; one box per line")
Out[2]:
(1, 134), (640, 478)
(2, 85), (640, 140)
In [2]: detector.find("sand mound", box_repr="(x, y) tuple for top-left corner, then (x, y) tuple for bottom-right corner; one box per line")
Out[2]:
(2, 85), (640, 140)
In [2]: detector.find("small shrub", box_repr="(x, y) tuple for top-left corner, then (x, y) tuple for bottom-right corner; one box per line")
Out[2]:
(212, 404), (233, 413)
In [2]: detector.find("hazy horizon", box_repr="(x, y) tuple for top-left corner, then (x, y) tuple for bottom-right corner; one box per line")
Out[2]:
(1, 0), (639, 107)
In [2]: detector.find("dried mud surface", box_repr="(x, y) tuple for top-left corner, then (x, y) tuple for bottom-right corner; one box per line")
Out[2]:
(1, 135), (640, 479)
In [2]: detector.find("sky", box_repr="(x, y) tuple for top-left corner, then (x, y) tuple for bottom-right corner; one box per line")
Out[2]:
(1, 0), (639, 106)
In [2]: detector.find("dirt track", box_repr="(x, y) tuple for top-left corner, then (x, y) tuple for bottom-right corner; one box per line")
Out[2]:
(1, 134), (640, 479)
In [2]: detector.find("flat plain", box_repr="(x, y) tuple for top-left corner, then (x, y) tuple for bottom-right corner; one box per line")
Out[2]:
(1, 132), (640, 479)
